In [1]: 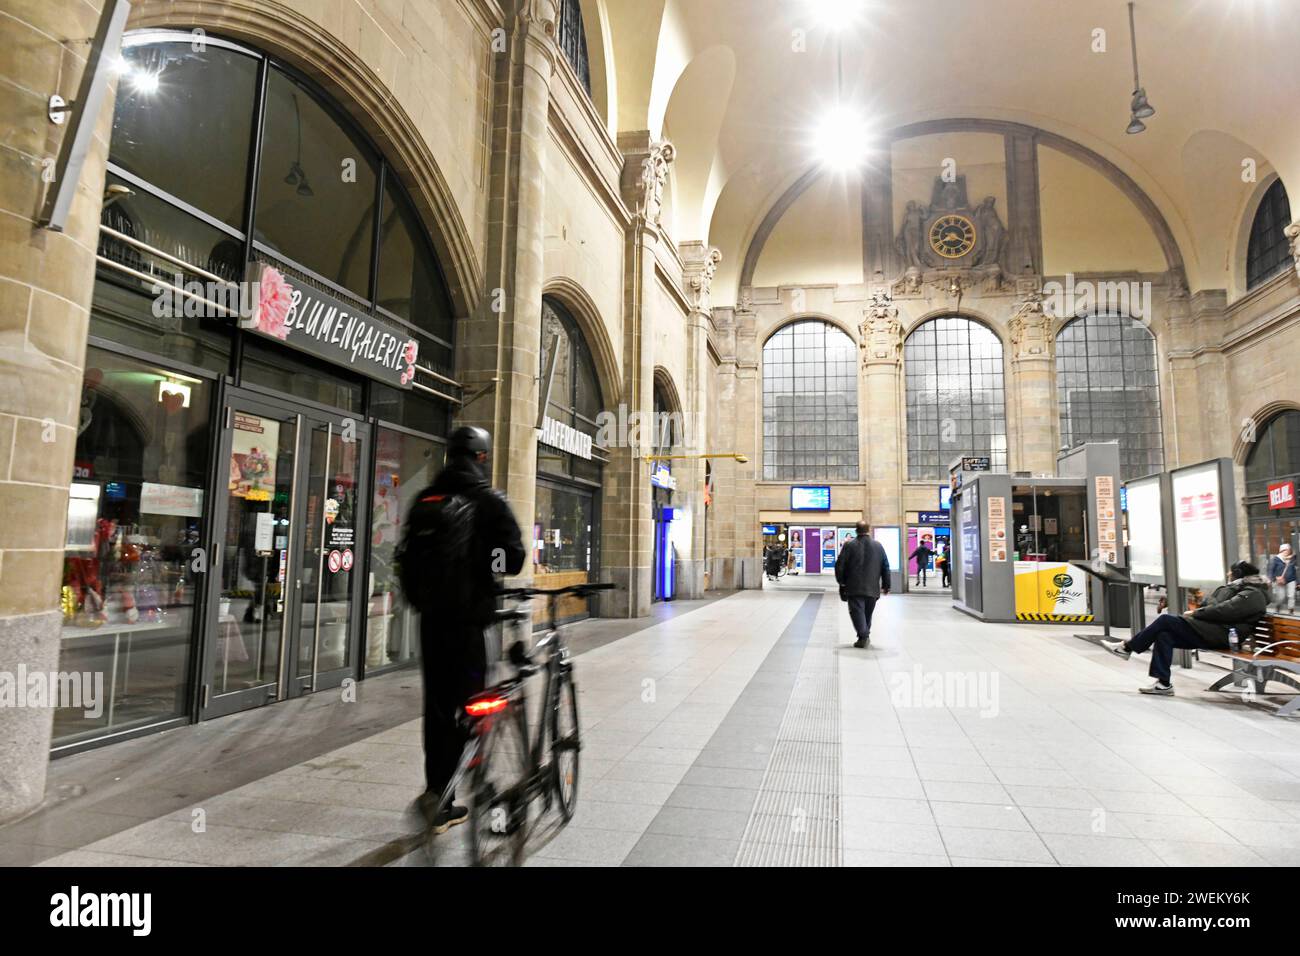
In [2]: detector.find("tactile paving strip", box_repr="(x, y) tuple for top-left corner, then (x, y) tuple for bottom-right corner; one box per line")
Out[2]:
(734, 599), (841, 867)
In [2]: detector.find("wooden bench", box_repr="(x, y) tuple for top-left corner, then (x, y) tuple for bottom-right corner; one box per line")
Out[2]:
(1207, 614), (1300, 716)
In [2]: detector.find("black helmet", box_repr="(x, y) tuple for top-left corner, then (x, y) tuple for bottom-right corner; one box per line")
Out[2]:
(448, 425), (491, 458)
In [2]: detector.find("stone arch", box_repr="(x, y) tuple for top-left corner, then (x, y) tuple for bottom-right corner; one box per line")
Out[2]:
(126, 2), (484, 321)
(761, 312), (859, 347)
(542, 277), (624, 406)
(736, 118), (1188, 302)
(1233, 401), (1300, 466)
(904, 307), (1009, 352)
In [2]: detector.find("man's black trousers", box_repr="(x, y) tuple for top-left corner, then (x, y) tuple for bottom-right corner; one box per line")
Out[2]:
(1126, 614), (1212, 684)
(419, 615), (488, 799)
(847, 595), (878, 641)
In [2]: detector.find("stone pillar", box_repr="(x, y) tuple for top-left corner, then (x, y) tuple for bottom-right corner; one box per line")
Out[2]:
(678, 242), (721, 599)
(455, 0), (558, 585)
(1004, 131), (1043, 276)
(859, 286), (904, 526)
(1164, 286), (1225, 468)
(1008, 279), (1057, 474)
(602, 135), (674, 616)
(0, 0), (114, 822)
(732, 310), (760, 587)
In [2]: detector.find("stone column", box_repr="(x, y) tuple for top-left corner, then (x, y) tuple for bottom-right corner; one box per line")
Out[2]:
(1008, 279), (1058, 474)
(732, 310), (760, 588)
(455, 0), (558, 584)
(859, 286), (904, 526)
(602, 136), (674, 616)
(0, 0), (114, 823)
(678, 242), (721, 599)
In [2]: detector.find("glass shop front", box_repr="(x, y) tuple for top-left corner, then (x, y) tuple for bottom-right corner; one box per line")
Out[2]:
(55, 31), (458, 752)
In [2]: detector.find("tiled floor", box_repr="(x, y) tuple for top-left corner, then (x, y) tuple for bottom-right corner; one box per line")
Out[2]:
(13, 582), (1300, 866)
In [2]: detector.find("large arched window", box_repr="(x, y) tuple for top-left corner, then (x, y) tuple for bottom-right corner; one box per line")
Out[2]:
(762, 320), (859, 481)
(904, 317), (1006, 480)
(1247, 179), (1294, 290)
(539, 298), (603, 482)
(1244, 410), (1300, 494)
(556, 0), (591, 95)
(1056, 315), (1164, 479)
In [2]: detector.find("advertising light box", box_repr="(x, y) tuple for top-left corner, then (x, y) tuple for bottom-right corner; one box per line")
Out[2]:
(1172, 461), (1227, 589)
(873, 526), (901, 570)
(1124, 475), (1165, 584)
(790, 485), (831, 511)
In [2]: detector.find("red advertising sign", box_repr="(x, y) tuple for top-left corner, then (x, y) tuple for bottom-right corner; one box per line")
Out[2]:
(1268, 480), (1295, 510)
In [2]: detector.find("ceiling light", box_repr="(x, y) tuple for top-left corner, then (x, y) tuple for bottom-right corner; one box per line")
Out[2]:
(805, 0), (865, 31)
(130, 69), (161, 94)
(1130, 88), (1155, 119)
(1126, 114), (1147, 135)
(813, 104), (870, 170)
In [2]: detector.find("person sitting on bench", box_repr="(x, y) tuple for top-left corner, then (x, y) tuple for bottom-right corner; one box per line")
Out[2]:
(1102, 561), (1269, 696)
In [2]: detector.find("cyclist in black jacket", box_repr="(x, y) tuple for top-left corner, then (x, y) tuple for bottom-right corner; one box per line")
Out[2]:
(412, 426), (526, 832)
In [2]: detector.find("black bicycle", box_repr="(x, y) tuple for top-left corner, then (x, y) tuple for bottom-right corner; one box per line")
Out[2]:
(428, 580), (613, 866)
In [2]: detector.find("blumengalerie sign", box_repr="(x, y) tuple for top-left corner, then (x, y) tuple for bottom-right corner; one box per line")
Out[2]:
(242, 262), (418, 389)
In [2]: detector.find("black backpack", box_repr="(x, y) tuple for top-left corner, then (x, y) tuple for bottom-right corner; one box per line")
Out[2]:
(395, 488), (478, 613)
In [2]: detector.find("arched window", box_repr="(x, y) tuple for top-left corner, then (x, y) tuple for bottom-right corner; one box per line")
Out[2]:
(556, 0), (591, 95)
(762, 320), (859, 481)
(1247, 179), (1294, 290)
(904, 317), (1006, 480)
(539, 298), (602, 480)
(1055, 315), (1164, 479)
(1245, 410), (1300, 494)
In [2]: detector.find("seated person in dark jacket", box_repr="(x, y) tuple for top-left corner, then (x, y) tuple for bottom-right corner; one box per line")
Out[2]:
(1102, 561), (1269, 696)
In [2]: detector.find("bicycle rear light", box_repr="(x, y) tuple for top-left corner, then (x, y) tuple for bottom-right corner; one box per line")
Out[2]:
(465, 696), (508, 717)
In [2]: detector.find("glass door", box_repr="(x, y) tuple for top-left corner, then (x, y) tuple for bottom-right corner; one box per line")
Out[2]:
(291, 415), (367, 696)
(201, 396), (300, 717)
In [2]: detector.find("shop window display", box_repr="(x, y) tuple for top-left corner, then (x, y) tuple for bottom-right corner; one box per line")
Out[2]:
(57, 347), (212, 745)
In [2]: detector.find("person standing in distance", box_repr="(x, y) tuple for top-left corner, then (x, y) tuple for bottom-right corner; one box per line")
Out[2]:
(399, 425), (525, 832)
(835, 521), (891, 648)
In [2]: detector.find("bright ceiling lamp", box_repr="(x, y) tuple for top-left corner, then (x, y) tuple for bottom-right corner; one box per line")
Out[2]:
(812, 103), (871, 170)
(805, 0), (866, 31)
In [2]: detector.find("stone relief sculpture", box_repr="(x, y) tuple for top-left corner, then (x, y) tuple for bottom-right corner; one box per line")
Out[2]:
(638, 140), (675, 225)
(1285, 222), (1300, 280)
(687, 247), (722, 313)
(1008, 288), (1053, 360)
(892, 176), (1009, 273)
(860, 289), (903, 367)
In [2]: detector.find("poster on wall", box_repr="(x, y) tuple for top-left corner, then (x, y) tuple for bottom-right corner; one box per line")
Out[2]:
(1172, 461), (1227, 588)
(838, 527), (855, 554)
(987, 496), (1008, 562)
(1094, 474), (1119, 564)
(821, 528), (838, 570)
(792, 548), (805, 573)
(229, 414), (279, 501)
(1125, 475), (1165, 583)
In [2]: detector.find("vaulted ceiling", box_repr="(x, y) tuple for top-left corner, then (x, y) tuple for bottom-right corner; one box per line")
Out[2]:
(591, 0), (1300, 305)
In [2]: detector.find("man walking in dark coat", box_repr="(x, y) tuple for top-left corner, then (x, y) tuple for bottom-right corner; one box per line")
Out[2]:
(834, 521), (891, 648)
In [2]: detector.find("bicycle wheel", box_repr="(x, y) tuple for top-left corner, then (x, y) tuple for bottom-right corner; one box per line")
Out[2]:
(467, 704), (529, 866)
(551, 670), (581, 821)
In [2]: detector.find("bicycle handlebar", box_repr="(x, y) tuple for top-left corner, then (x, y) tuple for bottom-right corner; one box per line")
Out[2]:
(499, 582), (617, 599)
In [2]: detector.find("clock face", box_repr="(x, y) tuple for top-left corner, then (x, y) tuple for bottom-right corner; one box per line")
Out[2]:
(929, 214), (977, 259)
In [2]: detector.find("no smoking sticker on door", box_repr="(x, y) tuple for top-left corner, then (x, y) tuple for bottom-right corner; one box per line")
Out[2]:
(327, 550), (342, 573)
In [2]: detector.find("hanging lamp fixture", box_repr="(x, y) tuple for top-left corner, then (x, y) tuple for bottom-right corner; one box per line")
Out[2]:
(1125, 2), (1156, 134)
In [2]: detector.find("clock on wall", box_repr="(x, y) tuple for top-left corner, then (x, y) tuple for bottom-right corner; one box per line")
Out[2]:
(928, 213), (977, 259)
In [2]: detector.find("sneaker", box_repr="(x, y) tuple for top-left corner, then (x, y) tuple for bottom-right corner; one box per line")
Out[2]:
(853, 638), (869, 649)
(1139, 681), (1174, 696)
(1101, 638), (1131, 661)
(429, 804), (469, 835)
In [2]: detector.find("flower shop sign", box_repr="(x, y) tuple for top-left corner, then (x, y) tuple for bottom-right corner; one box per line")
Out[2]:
(242, 262), (418, 388)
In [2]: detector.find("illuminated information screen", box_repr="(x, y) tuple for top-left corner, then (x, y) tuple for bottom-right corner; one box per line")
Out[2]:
(790, 486), (831, 511)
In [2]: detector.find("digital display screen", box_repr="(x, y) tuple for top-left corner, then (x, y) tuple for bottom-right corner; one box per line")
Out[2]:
(939, 486), (952, 511)
(1125, 476), (1164, 583)
(1172, 462), (1226, 588)
(790, 486), (831, 511)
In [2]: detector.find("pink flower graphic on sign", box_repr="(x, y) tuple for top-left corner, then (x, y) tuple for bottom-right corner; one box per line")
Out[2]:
(255, 266), (293, 340)
(400, 339), (418, 385)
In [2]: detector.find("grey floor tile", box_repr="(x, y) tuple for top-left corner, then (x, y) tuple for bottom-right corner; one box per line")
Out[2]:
(842, 796), (935, 825)
(664, 784), (759, 813)
(623, 833), (739, 867)
(842, 821), (946, 856)
(938, 826), (1054, 863)
(1038, 833), (1166, 866)
(843, 849), (950, 867)
(647, 806), (752, 841)
(1145, 840), (1271, 866)
(930, 801), (1031, 831)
